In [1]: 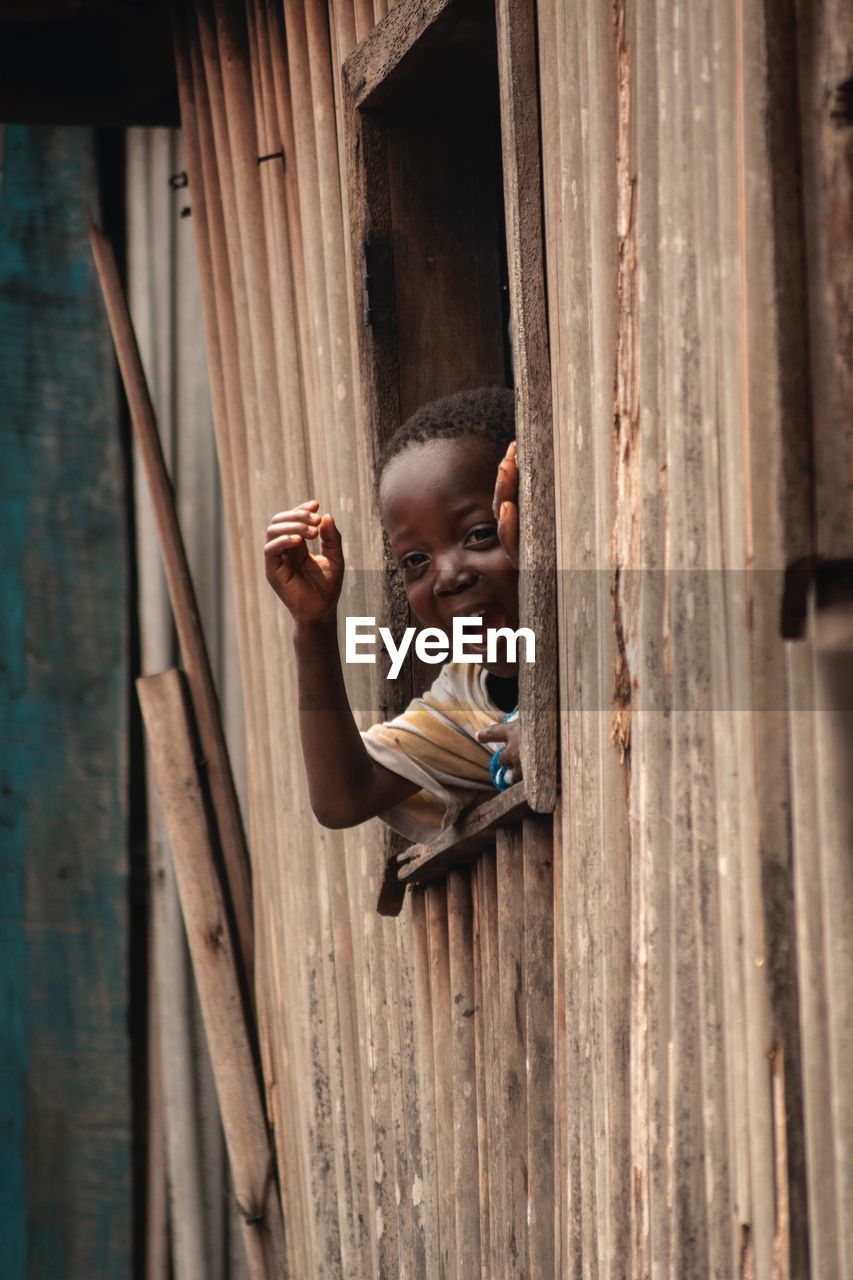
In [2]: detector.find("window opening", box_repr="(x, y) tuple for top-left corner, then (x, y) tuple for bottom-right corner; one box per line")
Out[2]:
(344, 0), (557, 910)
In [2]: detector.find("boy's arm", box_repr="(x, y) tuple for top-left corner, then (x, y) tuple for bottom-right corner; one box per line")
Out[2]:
(265, 501), (417, 829)
(292, 614), (418, 828)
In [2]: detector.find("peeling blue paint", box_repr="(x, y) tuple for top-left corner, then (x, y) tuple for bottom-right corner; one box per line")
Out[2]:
(0, 126), (131, 1279)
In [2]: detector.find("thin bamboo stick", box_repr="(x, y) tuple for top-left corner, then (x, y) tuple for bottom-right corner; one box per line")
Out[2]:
(89, 221), (255, 999)
(138, 669), (285, 1280)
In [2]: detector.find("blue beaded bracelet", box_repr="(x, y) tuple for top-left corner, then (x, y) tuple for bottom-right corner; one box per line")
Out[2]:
(489, 709), (519, 792)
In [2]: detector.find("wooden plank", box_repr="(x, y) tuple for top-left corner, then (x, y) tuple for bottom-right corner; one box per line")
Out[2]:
(137, 670), (285, 1279)
(496, 825), (527, 1277)
(805, 627), (853, 1278)
(253, 7), (372, 1275)
(410, 888), (441, 1278)
(427, 883), (457, 1278)
(522, 816), (554, 1280)
(534, 0), (588, 1266)
(342, 0), (457, 108)
(340, 62), (395, 472)
(355, 0), (376, 46)
(548, 801), (568, 1277)
(174, 41), (287, 1270)
(88, 221), (255, 1000)
(195, 4), (333, 1270)
(656, 1), (712, 1270)
(145, 974), (169, 1280)
(447, 870), (481, 1276)
(471, 867), (491, 1277)
(126, 127), (198, 1280)
(172, 123), (231, 1280)
(397, 784), (529, 886)
(362, 896), (402, 1275)
(539, 0), (629, 1271)
(795, 0), (852, 560)
(786, 642), (843, 1280)
(393, 900), (430, 1278)
(494, 0), (557, 814)
(476, 852), (504, 1278)
(734, 1), (812, 1270)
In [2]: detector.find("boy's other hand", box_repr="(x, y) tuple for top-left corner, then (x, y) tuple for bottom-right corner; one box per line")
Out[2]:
(264, 500), (344, 623)
(493, 440), (519, 569)
(476, 715), (522, 782)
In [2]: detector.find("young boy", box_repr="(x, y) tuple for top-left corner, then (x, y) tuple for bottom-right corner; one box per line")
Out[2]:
(264, 386), (522, 842)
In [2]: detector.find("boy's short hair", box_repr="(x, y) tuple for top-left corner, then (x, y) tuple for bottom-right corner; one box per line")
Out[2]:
(375, 385), (515, 486)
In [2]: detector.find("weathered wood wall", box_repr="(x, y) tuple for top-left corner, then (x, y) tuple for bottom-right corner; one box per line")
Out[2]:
(0, 125), (133, 1280)
(153, 0), (851, 1275)
(126, 124), (250, 1280)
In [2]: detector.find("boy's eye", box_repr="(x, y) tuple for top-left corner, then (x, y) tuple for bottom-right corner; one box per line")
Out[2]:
(466, 524), (498, 545)
(400, 552), (429, 572)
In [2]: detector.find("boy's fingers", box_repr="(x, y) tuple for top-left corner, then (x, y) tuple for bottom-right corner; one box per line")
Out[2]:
(267, 514), (320, 531)
(264, 534), (310, 557)
(266, 520), (319, 540)
(497, 500), (520, 567)
(492, 445), (519, 517)
(264, 546), (295, 586)
(476, 722), (510, 745)
(318, 514), (344, 565)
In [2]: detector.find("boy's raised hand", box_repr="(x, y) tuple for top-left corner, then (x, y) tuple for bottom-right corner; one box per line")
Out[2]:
(264, 500), (344, 623)
(493, 440), (519, 569)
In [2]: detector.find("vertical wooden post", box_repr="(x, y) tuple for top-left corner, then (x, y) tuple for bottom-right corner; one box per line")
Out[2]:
(137, 670), (285, 1280)
(494, 0), (558, 814)
(89, 223), (255, 999)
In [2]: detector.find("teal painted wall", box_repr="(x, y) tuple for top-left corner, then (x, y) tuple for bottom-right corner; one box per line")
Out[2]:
(0, 126), (132, 1278)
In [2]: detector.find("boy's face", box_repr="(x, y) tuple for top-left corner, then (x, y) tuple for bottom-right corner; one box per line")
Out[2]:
(379, 435), (520, 676)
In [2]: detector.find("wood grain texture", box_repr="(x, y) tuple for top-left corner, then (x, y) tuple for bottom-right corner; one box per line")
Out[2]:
(138, 671), (285, 1279)
(495, 0), (557, 813)
(397, 783), (529, 886)
(89, 220), (255, 1002)
(342, 0), (456, 107)
(796, 0), (853, 559)
(447, 871), (481, 1276)
(522, 815), (554, 1280)
(159, 0), (850, 1273)
(496, 826), (527, 1278)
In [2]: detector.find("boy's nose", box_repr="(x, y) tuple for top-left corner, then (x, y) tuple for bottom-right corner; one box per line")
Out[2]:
(433, 559), (478, 597)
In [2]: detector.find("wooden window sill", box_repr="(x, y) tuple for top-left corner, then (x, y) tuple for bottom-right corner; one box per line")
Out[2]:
(398, 782), (528, 887)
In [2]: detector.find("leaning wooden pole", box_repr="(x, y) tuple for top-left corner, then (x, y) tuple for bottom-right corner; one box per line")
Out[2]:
(88, 221), (254, 997)
(138, 670), (285, 1280)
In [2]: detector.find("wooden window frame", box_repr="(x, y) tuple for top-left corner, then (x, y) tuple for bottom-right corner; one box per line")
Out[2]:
(343, 0), (557, 910)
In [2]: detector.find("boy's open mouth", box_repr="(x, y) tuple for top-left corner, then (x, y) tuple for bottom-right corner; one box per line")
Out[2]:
(451, 605), (508, 655)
